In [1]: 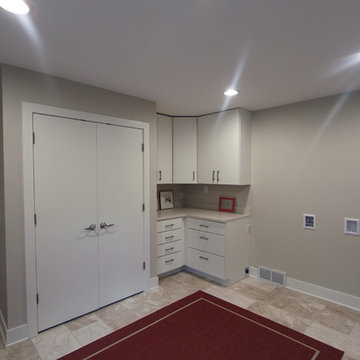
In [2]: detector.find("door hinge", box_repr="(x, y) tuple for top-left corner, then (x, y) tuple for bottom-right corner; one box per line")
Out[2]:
(142, 203), (145, 212)
(36, 293), (39, 305)
(34, 214), (37, 226)
(141, 143), (144, 152)
(143, 261), (146, 270)
(33, 132), (35, 145)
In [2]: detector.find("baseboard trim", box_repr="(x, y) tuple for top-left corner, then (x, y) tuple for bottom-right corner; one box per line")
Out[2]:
(0, 310), (28, 347)
(148, 276), (159, 290)
(249, 266), (360, 311)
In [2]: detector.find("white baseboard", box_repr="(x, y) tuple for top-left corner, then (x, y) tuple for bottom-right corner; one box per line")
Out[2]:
(249, 266), (360, 311)
(0, 310), (28, 347)
(148, 276), (159, 290)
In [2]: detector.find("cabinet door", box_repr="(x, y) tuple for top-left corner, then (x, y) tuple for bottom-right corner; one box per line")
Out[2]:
(173, 117), (197, 183)
(197, 113), (218, 183)
(157, 115), (172, 183)
(217, 109), (240, 184)
(97, 124), (144, 307)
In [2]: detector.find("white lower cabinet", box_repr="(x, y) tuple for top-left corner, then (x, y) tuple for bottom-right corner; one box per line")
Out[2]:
(156, 218), (184, 275)
(156, 213), (250, 284)
(186, 216), (250, 285)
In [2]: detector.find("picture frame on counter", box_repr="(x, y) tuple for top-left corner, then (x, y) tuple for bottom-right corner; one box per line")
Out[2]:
(218, 197), (236, 213)
(159, 190), (175, 210)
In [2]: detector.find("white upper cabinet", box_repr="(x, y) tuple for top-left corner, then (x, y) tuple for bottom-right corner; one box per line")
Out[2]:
(173, 117), (197, 183)
(157, 114), (173, 183)
(198, 109), (251, 185)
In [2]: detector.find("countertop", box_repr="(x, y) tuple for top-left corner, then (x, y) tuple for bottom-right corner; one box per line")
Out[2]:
(157, 208), (249, 223)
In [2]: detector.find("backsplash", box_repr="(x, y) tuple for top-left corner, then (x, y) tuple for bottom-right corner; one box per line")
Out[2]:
(157, 184), (250, 214)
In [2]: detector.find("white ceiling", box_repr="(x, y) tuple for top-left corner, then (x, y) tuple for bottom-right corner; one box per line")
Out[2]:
(1, 0), (360, 115)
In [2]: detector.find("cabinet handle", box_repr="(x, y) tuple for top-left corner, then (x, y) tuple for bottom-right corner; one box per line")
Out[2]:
(159, 170), (162, 181)
(199, 224), (209, 228)
(165, 259), (175, 263)
(165, 247), (175, 251)
(212, 170), (215, 182)
(199, 236), (209, 240)
(165, 235), (175, 240)
(217, 170), (220, 182)
(193, 170), (195, 181)
(199, 256), (209, 261)
(165, 224), (174, 228)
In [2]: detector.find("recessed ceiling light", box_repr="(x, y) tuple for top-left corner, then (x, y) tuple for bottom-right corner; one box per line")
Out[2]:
(224, 89), (238, 97)
(0, 0), (29, 14)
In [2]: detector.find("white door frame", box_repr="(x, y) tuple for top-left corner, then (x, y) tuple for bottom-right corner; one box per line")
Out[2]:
(22, 102), (151, 338)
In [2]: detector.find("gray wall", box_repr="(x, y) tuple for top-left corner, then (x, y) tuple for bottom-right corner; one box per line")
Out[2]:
(0, 64), (157, 329)
(0, 69), (7, 325)
(251, 91), (360, 297)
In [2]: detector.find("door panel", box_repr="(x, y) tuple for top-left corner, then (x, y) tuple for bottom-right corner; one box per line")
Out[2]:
(217, 110), (239, 184)
(197, 114), (217, 183)
(97, 124), (144, 306)
(34, 115), (99, 331)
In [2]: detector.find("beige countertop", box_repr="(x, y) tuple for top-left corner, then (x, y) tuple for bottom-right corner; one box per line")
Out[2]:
(157, 208), (249, 223)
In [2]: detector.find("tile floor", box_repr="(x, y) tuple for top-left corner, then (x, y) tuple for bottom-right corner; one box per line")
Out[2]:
(1, 271), (359, 359)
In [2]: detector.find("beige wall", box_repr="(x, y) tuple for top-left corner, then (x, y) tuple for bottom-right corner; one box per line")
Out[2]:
(251, 91), (360, 297)
(0, 64), (157, 329)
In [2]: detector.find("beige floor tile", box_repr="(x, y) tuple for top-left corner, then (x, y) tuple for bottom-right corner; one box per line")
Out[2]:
(31, 325), (81, 360)
(5, 340), (40, 360)
(239, 276), (278, 292)
(71, 316), (113, 346)
(248, 301), (313, 333)
(305, 321), (360, 359)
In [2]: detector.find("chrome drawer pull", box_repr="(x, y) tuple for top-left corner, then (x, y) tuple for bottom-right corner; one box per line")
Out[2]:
(165, 224), (174, 228)
(199, 236), (209, 240)
(165, 235), (175, 240)
(199, 224), (209, 228)
(165, 259), (174, 263)
(165, 247), (175, 251)
(199, 256), (209, 261)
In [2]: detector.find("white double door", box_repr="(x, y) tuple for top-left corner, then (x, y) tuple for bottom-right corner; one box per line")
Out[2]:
(33, 114), (144, 331)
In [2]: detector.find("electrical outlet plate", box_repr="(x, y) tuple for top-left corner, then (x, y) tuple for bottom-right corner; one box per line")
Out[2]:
(303, 214), (316, 230)
(344, 217), (359, 236)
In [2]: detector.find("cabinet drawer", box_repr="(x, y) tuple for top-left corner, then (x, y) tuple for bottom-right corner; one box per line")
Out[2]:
(157, 251), (184, 275)
(186, 218), (225, 235)
(187, 229), (225, 256)
(157, 240), (184, 257)
(157, 217), (183, 233)
(187, 248), (225, 279)
(157, 228), (184, 245)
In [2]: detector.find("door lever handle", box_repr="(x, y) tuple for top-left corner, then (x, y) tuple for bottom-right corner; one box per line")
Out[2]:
(100, 222), (114, 229)
(85, 224), (96, 231)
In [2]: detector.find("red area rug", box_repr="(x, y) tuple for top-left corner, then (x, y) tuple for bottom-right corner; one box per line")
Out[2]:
(60, 290), (344, 360)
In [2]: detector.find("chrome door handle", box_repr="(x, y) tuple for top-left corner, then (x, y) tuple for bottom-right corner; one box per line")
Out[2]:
(100, 222), (114, 229)
(212, 170), (215, 182)
(217, 170), (220, 182)
(159, 170), (162, 181)
(85, 224), (96, 231)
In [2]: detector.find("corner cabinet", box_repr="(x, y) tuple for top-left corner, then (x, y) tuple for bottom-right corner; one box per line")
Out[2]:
(173, 117), (197, 183)
(197, 108), (251, 185)
(157, 114), (172, 183)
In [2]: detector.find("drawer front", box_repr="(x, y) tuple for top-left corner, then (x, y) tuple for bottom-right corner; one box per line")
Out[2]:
(157, 251), (184, 275)
(187, 248), (225, 279)
(156, 240), (184, 257)
(157, 217), (183, 233)
(186, 218), (225, 235)
(187, 229), (225, 256)
(157, 228), (184, 245)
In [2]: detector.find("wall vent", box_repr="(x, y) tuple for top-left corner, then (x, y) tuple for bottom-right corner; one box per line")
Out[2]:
(258, 266), (286, 286)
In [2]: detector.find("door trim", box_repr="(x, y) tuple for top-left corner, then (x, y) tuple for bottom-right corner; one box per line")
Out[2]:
(22, 102), (150, 338)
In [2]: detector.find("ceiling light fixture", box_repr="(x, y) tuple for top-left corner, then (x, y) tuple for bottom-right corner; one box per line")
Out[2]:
(0, 0), (29, 14)
(224, 89), (238, 96)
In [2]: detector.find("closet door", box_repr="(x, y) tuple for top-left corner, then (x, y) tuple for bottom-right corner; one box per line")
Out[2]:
(34, 115), (99, 331)
(97, 124), (144, 306)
